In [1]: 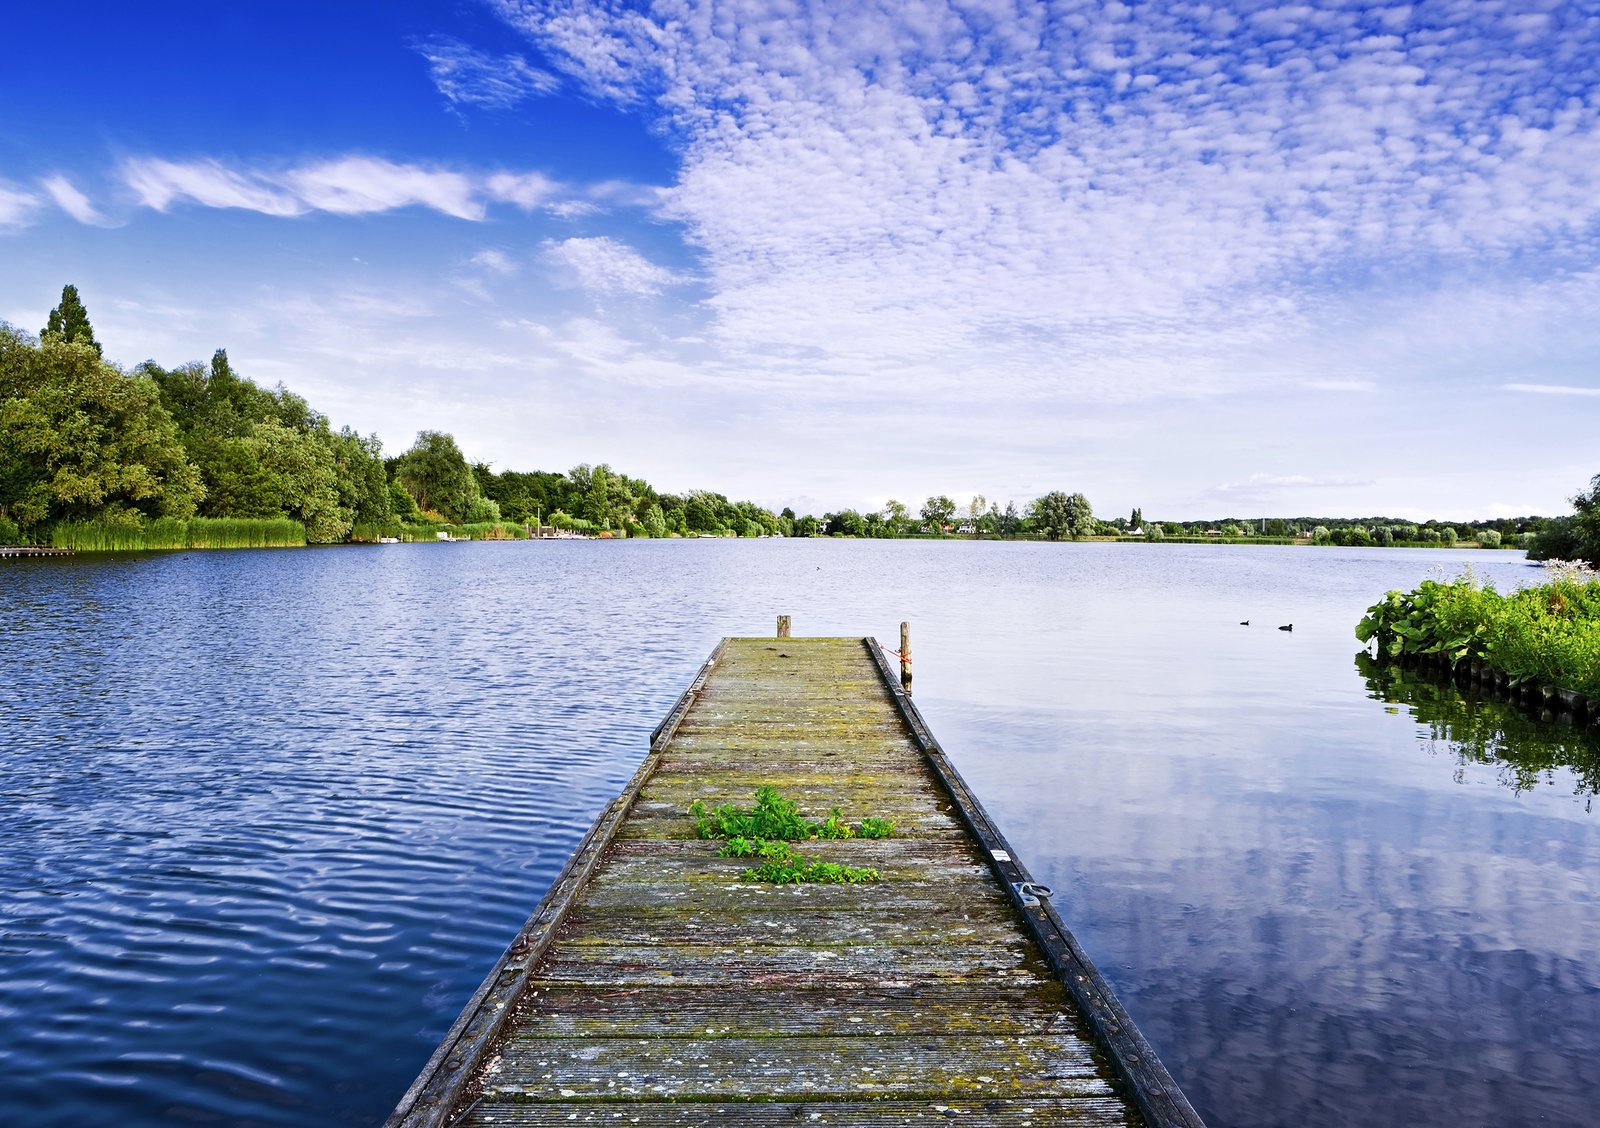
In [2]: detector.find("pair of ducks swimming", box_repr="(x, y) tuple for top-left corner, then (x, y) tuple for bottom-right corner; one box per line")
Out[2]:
(1239, 621), (1292, 631)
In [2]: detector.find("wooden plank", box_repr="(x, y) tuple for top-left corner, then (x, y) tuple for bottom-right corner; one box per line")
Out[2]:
(458, 1097), (1136, 1126)
(391, 636), (1197, 1128)
(494, 984), (1092, 1039)
(477, 1033), (1113, 1100)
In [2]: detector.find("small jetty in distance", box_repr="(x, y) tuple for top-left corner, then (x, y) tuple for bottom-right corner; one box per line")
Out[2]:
(389, 627), (1204, 1127)
(0, 546), (74, 557)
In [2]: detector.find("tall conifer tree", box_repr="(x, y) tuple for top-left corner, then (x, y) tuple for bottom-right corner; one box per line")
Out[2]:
(43, 284), (102, 357)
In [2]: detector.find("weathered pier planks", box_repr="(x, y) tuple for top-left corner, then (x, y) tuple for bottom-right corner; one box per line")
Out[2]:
(389, 635), (1204, 1127)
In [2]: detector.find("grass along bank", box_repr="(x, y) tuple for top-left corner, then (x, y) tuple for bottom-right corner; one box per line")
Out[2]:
(1357, 565), (1600, 702)
(51, 517), (306, 551)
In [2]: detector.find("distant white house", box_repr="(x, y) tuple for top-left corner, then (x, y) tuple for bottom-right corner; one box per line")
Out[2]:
(1128, 526), (1145, 536)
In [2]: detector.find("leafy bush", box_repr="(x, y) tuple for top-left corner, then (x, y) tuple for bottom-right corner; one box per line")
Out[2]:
(1479, 530), (1502, 549)
(1357, 573), (1600, 698)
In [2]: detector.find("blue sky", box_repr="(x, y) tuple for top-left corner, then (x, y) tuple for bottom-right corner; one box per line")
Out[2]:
(2, 1), (1596, 521)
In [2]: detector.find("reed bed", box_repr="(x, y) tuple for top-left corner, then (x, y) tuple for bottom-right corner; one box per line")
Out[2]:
(51, 518), (306, 551)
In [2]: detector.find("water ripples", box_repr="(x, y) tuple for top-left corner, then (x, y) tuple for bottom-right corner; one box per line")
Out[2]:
(2, 541), (1595, 1128)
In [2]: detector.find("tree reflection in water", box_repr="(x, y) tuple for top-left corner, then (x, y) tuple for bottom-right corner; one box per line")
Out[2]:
(1356, 652), (1600, 799)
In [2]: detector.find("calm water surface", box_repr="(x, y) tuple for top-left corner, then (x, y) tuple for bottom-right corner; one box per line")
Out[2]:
(2, 541), (1595, 1127)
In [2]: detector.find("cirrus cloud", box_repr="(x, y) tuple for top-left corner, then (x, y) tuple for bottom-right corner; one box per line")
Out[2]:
(542, 235), (683, 296)
(0, 181), (42, 230)
(119, 156), (655, 222)
(413, 36), (559, 110)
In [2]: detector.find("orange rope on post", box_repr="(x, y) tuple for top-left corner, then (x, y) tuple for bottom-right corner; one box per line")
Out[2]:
(880, 645), (911, 664)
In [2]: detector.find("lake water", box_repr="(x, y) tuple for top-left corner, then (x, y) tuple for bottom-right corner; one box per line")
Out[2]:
(3, 540), (1596, 1127)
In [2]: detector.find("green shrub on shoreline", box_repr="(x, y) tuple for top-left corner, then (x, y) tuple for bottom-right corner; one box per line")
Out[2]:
(1357, 570), (1600, 699)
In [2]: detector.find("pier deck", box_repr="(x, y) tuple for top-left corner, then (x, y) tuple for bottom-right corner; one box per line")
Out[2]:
(0, 545), (74, 557)
(390, 636), (1203, 1127)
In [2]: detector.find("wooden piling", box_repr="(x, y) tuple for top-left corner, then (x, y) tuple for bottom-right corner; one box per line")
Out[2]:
(777, 613), (791, 638)
(388, 635), (1203, 1128)
(900, 619), (912, 694)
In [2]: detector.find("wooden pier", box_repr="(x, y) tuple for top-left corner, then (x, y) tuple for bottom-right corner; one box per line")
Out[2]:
(389, 634), (1204, 1127)
(0, 545), (74, 557)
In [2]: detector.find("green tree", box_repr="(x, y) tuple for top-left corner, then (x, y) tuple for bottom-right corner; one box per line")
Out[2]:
(1066, 493), (1095, 538)
(328, 428), (393, 536)
(247, 420), (346, 541)
(465, 495), (501, 523)
(42, 284), (102, 357)
(920, 495), (956, 531)
(828, 509), (866, 537)
(882, 498), (909, 535)
(1030, 492), (1068, 539)
(1571, 474), (1600, 566)
(586, 463), (612, 528)
(1131, 506), (1143, 529)
(389, 479), (423, 522)
(684, 492), (720, 533)
(642, 503), (667, 538)
(1030, 491), (1095, 540)
(0, 327), (201, 528)
(394, 431), (478, 521)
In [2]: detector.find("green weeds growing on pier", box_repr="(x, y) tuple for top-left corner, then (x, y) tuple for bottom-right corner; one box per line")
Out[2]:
(690, 786), (895, 843)
(690, 786), (892, 884)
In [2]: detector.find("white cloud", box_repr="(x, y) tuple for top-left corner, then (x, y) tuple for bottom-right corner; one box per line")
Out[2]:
(470, 249), (518, 275)
(0, 182), (41, 230)
(485, 171), (557, 209)
(543, 236), (682, 296)
(413, 36), (558, 109)
(490, 0), (1600, 404)
(1503, 383), (1600, 397)
(125, 158), (303, 216)
(285, 157), (483, 220)
(41, 176), (105, 225)
(119, 157), (651, 223)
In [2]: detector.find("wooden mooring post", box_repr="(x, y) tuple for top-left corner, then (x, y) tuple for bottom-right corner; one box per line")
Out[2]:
(776, 613), (791, 638)
(900, 619), (912, 693)
(388, 635), (1205, 1128)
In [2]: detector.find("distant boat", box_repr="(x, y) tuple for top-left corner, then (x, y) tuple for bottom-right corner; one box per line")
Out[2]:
(378, 537), (401, 544)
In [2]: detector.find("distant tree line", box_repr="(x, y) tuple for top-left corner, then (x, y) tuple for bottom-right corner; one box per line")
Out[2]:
(3, 286), (1593, 561)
